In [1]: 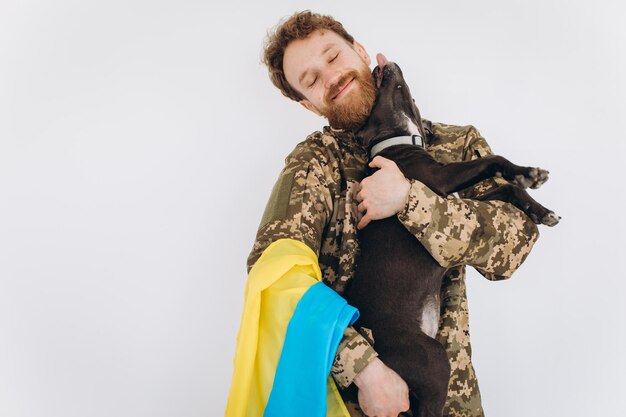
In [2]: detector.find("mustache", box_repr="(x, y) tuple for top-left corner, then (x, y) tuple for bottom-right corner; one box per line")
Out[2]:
(324, 70), (358, 103)
(323, 65), (376, 130)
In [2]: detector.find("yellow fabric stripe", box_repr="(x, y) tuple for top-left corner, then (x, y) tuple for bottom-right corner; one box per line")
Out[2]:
(224, 239), (350, 417)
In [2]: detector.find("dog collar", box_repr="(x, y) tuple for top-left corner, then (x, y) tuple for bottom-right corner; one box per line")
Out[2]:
(370, 135), (424, 159)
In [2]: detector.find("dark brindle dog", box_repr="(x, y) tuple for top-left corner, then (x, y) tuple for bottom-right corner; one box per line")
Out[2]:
(347, 54), (559, 417)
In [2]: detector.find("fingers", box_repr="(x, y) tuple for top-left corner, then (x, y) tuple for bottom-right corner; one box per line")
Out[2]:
(355, 186), (366, 205)
(356, 193), (369, 229)
(368, 155), (392, 169)
(356, 182), (367, 228)
(357, 213), (372, 229)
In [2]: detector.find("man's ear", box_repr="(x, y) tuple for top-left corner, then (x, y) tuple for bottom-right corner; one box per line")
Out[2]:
(353, 40), (371, 66)
(299, 99), (322, 116)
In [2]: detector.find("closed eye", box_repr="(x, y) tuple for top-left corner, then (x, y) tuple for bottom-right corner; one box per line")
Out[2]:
(329, 52), (339, 63)
(308, 77), (318, 88)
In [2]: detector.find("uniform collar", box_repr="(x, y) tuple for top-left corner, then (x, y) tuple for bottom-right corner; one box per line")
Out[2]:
(323, 126), (366, 151)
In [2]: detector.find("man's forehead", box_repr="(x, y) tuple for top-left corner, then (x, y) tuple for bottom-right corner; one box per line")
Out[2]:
(300, 30), (345, 52)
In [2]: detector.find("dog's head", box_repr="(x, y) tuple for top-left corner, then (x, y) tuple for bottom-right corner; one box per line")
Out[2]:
(358, 54), (424, 149)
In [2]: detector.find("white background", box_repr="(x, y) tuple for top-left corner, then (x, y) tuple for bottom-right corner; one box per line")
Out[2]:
(1, 1), (624, 416)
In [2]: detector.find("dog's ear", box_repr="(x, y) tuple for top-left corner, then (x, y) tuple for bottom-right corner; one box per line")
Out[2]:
(371, 66), (382, 89)
(299, 99), (322, 116)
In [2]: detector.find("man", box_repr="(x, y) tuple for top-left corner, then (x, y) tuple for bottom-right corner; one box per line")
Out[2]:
(249, 10), (539, 417)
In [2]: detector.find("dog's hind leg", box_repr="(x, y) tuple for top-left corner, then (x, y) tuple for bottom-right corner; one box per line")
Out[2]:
(476, 183), (560, 226)
(411, 339), (449, 417)
(423, 155), (549, 195)
(378, 334), (450, 417)
(390, 149), (549, 197)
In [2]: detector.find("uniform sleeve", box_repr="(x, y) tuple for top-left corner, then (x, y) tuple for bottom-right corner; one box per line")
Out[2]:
(247, 151), (377, 389)
(397, 126), (539, 280)
(246, 154), (330, 270)
(331, 327), (378, 389)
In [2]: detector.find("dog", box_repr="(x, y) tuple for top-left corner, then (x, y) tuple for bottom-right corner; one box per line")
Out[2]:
(346, 54), (559, 417)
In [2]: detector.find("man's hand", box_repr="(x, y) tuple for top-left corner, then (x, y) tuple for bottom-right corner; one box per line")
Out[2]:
(356, 156), (411, 229)
(353, 357), (410, 417)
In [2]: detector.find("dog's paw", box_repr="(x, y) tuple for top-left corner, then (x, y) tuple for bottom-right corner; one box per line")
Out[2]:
(531, 168), (550, 189)
(514, 173), (534, 189)
(514, 168), (549, 189)
(541, 211), (561, 227)
(528, 209), (560, 226)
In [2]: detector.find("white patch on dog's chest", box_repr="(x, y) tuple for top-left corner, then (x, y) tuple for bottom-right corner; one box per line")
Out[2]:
(420, 295), (440, 339)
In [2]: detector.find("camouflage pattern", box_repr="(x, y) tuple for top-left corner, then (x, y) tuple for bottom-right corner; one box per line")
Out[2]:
(436, 267), (485, 417)
(331, 327), (379, 389)
(247, 122), (539, 416)
(397, 123), (540, 280)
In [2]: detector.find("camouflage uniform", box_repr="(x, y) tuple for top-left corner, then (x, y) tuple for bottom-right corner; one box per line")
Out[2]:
(247, 121), (539, 417)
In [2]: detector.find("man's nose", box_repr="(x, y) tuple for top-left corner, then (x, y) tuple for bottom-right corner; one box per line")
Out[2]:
(324, 70), (343, 89)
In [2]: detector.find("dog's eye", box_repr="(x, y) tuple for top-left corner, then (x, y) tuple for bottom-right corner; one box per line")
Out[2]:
(397, 85), (402, 89)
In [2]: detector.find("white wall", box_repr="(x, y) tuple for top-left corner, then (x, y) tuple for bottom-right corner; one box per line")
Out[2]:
(1, 1), (624, 416)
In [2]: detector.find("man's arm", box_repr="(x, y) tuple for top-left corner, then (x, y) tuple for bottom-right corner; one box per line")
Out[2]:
(357, 124), (539, 280)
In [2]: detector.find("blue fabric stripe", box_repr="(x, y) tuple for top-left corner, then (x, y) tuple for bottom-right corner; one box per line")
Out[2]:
(263, 282), (359, 417)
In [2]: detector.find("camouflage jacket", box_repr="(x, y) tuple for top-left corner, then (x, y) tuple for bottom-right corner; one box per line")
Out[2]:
(247, 122), (539, 417)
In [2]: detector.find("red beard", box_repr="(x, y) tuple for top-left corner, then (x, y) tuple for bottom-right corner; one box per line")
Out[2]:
(322, 65), (376, 130)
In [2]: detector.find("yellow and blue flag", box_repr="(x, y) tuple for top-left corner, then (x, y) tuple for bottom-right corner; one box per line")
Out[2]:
(224, 239), (358, 417)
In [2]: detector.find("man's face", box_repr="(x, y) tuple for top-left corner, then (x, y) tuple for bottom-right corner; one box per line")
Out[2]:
(283, 30), (376, 129)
